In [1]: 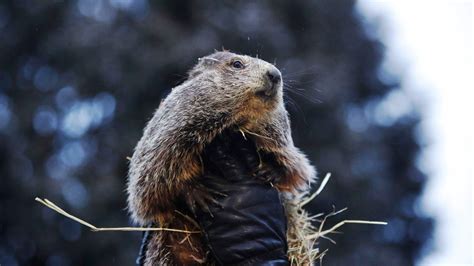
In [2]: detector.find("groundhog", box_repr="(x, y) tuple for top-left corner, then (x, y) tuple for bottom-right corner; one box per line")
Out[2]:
(127, 51), (316, 265)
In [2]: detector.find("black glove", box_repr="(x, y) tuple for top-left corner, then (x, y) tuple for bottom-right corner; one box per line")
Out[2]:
(195, 130), (289, 266)
(136, 130), (289, 266)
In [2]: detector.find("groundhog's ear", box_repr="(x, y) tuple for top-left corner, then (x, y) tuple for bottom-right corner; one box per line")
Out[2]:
(198, 56), (220, 66)
(188, 57), (219, 78)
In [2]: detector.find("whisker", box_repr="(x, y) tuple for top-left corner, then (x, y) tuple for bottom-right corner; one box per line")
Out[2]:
(283, 87), (323, 105)
(284, 83), (306, 92)
(284, 94), (308, 125)
(282, 64), (323, 79)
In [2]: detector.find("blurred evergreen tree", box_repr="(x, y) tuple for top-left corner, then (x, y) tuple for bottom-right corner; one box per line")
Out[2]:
(0, 0), (432, 265)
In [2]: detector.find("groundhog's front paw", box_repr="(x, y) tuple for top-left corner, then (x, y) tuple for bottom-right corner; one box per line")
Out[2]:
(184, 184), (225, 217)
(253, 163), (286, 185)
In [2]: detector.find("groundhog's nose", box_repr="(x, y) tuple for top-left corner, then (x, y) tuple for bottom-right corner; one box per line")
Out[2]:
(267, 68), (281, 84)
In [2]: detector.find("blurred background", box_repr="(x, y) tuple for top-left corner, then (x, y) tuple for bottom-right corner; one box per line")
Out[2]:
(0, 0), (472, 265)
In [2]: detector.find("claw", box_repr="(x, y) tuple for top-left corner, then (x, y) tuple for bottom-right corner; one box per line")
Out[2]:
(185, 193), (198, 215)
(185, 184), (225, 217)
(195, 195), (214, 217)
(254, 165), (283, 184)
(204, 186), (228, 197)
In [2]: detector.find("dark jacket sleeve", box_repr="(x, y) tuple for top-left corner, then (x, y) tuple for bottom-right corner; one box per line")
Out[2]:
(195, 131), (289, 265)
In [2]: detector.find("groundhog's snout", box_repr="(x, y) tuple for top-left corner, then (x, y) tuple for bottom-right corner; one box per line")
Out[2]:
(257, 66), (282, 99)
(267, 68), (282, 85)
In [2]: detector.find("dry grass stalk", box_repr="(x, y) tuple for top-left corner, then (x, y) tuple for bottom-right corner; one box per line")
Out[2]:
(284, 173), (387, 265)
(35, 197), (200, 234)
(37, 172), (387, 265)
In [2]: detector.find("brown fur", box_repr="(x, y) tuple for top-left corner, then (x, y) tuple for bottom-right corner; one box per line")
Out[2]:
(127, 51), (316, 265)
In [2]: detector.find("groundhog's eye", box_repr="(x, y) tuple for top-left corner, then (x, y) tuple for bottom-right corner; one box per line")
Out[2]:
(231, 60), (244, 69)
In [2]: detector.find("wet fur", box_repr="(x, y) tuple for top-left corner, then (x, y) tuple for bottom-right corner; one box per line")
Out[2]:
(127, 51), (316, 265)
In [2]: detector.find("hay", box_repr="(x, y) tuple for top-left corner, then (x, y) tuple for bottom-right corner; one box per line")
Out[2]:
(283, 173), (387, 265)
(35, 197), (200, 234)
(36, 172), (387, 265)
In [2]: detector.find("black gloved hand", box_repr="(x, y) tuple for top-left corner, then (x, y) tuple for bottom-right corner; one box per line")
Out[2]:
(136, 130), (289, 266)
(195, 130), (289, 266)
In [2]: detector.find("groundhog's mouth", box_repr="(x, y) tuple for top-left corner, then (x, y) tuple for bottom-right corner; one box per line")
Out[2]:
(256, 84), (279, 100)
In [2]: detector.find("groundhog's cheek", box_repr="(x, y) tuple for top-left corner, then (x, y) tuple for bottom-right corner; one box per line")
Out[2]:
(237, 97), (271, 121)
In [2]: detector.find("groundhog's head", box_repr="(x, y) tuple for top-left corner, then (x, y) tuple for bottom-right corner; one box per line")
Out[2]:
(185, 51), (283, 123)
